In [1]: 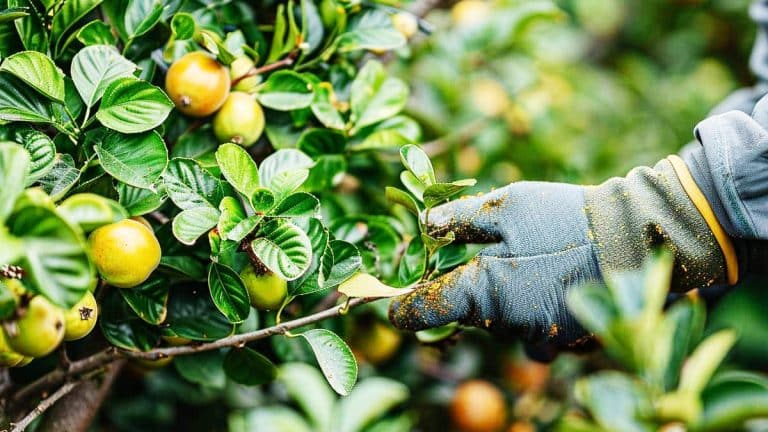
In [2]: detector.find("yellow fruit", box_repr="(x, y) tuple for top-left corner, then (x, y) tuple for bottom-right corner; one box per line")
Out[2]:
(89, 219), (161, 288)
(63, 291), (98, 341)
(5, 296), (65, 358)
(0, 330), (26, 367)
(392, 12), (418, 39)
(470, 79), (509, 117)
(165, 51), (231, 117)
(213, 92), (265, 147)
(450, 380), (507, 432)
(130, 216), (153, 230)
(352, 320), (402, 365)
(451, 0), (491, 26)
(240, 266), (287, 310)
(230, 57), (260, 92)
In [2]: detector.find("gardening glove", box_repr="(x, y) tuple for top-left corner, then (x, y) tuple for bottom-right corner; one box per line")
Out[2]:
(389, 97), (768, 348)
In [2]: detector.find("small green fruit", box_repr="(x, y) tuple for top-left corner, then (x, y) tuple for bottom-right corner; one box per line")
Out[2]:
(213, 92), (265, 147)
(5, 296), (65, 357)
(240, 266), (287, 310)
(64, 291), (98, 341)
(0, 330), (26, 367)
(230, 57), (259, 92)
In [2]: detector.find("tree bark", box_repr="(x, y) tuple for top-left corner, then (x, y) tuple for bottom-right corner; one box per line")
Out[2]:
(35, 360), (124, 432)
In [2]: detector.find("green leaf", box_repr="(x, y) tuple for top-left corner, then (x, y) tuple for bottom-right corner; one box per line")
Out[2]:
(117, 182), (167, 216)
(272, 192), (319, 217)
(232, 407), (312, 432)
(7, 0), (47, 53)
(159, 255), (206, 280)
(398, 236), (426, 285)
(679, 330), (737, 394)
(11, 127), (55, 184)
(421, 231), (454, 254)
(385, 187), (419, 216)
(278, 362), (335, 429)
(171, 13), (196, 40)
(399, 144), (435, 186)
(311, 84), (345, 130)
(699, 372), (768, 431)
(208, 262), (250, 323)
(332, 377), (410, 432)
(416, 323), (459, 343)
(0, 142), (30, 222)
(400, 171), (425, 201)
(175, 350), (227, 388)
(172, 206), (220, 245)
(350, 60), (408, 133)
(99, 288), (158, 351)
(0, 51), (65, 102)
(7, 205), (93, 308)
(71, 45), (136, 107)
(0, 7), (28, 24)
(95, 77), (173, 133)
(423, 180), (477, 208)
(51, 0), (103, 57)
(124, 0), (164, 39)
(250, 188), (276, 213)
(250, 219), (312, 281)
(227, 215), (262, 243)
(76, 21), (116, 46)
(297, 128), (346, 156)
(38, 153), (80, 200)
(119, 277), (169, 324)
(215, 143), (259, 198)
(574, 371), (655, 432)
(57, 193), (125, 232)
(0, 73), (55, 123)
(224, 348), (277, 386)
(163, 158), (222, 209)
(95, 131), (169, 189)
(0, 281), (17, 320)
(339, 273), (412, 299)
(301, 329), (357, 396)
(351, 115), (422, 151)
(165, 286), (235, 341)
(259, 149), (313, 190)
(257, 71), (314, 111)
(217, 196), (247, 239)
(303, 155), (346, 192)
(338, 10), (406, 53)
(323, 240), (362, 288)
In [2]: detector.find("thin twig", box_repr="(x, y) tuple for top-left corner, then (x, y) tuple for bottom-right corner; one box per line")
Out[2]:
(231, 55), (297, 87)
(10, 381), (78, 432)
(11, 297), (380, 405)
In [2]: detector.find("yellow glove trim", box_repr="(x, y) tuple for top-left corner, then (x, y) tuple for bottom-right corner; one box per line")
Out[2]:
(668, 155), (739, 285)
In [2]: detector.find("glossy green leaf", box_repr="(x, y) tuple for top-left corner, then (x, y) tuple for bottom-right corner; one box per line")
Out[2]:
(385, 186), (419, 216)
(698, 372), (768, 431)
(76, 20), (116, 46)
(258, 149), (314, 190)
(172, 206), (220, 245)
(338, 10), (406, 53)
(679, 330), (737, 394)
(175, 350), (227, 388)
(217, 196), (246, 239)
(323, 240), (363, 289)
(124, 0), (164, 39)
(350, 60), (408, 132)
(574, 372), (655, 432)
(11, 127), (55, 184)
(71, 45), (136, 107)
(95, 131), (168, 189)
(301, 329), (357, 396)
(99, 288), (158, 351)
(165, 286), (235, 341)
(311, 84), (345, 130)
(7, 0), (47, 53)
(297, 128), (346, 156)
(159, 255), (206, 280)
(95, 77), (173, 133)
(250, 219), (312, 280)
(0, 51), (65, 102)
(208, 262), (250, 323)
(399, 144), (435, 186)
(57, 193), (125, 232)
(257, 70), (314, 111)
(398, 236), (426, 285)
(423, 179), (477, 208)
(332, 377), (410, 432)
(232, 407), (312, 432)
(215, 143), (259, 198)
(51, 0), (103, 57)
(7, 205), (93, 308)
(119, 277), (169, 324)
(0, 73), (55, 123)
(117, 182), (167, 216)
(0, 142), (29, 222)
(278, 362), (335, 428)
(0, 7), (28, 24)
(38, 153), (79, 200)
(224, 348), (277, 385)
(171, 13), (196, 40)
(400, 171), (425, 201)
(162, 158), (222, 209)
(272, 192), (319, 217)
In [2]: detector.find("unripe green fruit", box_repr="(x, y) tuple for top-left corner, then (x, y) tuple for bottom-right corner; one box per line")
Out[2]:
(230, 57), (259, 92)
(5, 296), (65, 357)
(89, 219), (162, 288)
(0, 330), (26, 367)
(64, 291), (98, 341)
(240, 266), (287, 310)
(213, 92), (265, 147)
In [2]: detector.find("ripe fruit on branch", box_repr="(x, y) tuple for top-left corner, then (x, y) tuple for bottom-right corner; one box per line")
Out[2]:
(63, 291), (98, 341)
(240, 265), (287, 310)
(351, 319), (402, 365)
(5, 296), (65, 358)
(450, 380), (508, 432)
(213, 92), (265, 147)
(89, 219), (161, 288)
(165, 51), (231, 117)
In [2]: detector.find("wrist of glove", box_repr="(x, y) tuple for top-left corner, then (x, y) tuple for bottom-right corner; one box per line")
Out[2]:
(390, 95), (768, 349)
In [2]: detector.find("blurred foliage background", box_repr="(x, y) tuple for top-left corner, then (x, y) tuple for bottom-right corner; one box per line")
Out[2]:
(90, 0), (768, 430)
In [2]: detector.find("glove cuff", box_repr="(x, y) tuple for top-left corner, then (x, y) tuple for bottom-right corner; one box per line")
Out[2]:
(668, 155), (740, 285)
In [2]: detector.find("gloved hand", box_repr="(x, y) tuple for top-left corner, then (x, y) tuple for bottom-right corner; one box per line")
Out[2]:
(389, 95), (768, 349)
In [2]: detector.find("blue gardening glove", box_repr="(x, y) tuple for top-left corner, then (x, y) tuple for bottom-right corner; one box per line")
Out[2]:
(389, 98), (768, 347)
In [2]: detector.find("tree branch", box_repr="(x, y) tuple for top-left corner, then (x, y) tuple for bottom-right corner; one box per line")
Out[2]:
(10, 381), (78, 432)
(10, 296), (380, 406)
